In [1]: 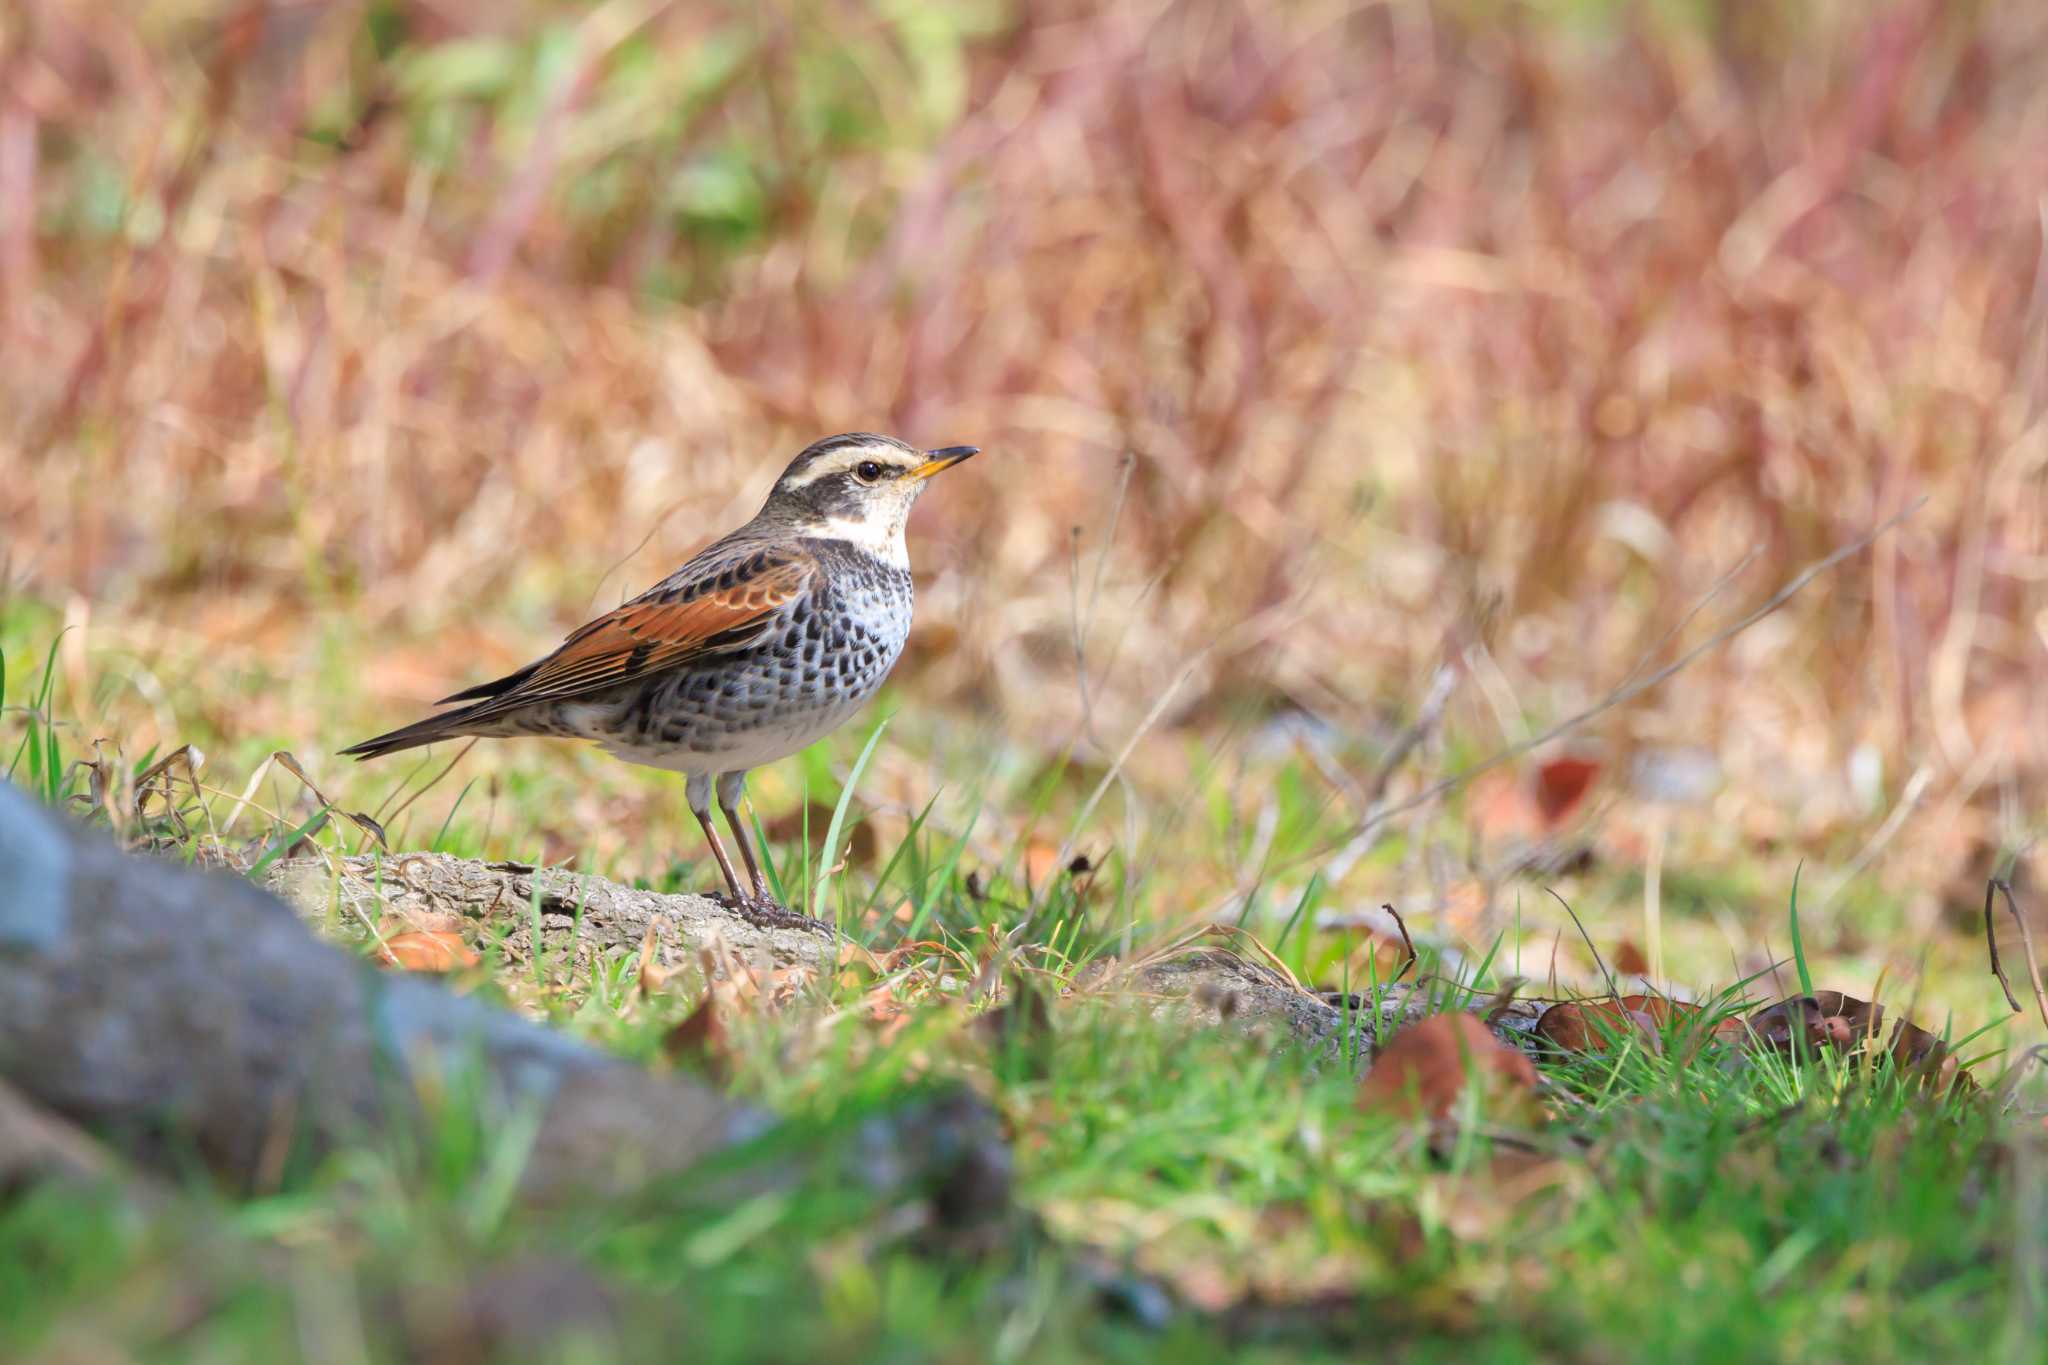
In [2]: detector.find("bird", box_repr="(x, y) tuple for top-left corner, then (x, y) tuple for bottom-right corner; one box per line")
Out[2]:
(341, 433), (979, 918)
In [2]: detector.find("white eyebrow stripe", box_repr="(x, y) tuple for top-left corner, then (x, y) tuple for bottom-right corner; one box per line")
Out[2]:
(779, 445), (917, 489)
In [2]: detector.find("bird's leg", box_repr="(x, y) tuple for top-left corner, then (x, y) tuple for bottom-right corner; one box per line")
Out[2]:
(686, 772), (746, 901)
(715, 770), (771, 902)
(712, 771), (830, 932)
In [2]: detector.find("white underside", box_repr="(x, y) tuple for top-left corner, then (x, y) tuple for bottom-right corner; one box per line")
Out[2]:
(573, 694), (872, 777)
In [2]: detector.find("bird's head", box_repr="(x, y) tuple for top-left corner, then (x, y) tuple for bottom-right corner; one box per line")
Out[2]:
(763, 433), (978, 557)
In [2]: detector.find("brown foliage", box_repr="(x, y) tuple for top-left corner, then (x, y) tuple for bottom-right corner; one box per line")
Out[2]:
(1357, 1013), (1541, 1122)
(1539, 988), (1974, 1092)
(6, 1), (2048, 870)
(1536, 993), (1746, 1055)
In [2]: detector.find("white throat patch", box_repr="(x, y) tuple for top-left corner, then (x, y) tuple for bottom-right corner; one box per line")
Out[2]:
(812, 513), (910, 564)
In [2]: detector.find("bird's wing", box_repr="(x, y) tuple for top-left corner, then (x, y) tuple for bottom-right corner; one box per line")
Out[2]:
(450, 547), (818, 718)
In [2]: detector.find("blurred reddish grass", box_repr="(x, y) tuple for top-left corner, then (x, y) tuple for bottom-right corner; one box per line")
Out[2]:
(4, 0), (2047, 919)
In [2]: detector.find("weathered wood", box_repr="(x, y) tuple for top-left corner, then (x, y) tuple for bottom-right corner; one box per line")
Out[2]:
(1130, 950), (1543, 1066)
(257, 850), (1540, 1065)
(260, 850), (835, 980)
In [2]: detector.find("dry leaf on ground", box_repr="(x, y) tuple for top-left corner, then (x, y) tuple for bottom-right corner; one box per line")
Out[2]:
(663, 995), (730, 1080)
(1357, 1013), (1541, 1122)
(1745, 991), (1970, 1091)
(1534, 755), (1601, 825)
(377, 930), (479, 972)
(1535, 994), (1742, 1054)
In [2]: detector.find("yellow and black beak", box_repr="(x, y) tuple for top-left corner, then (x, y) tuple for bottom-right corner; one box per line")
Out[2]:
(910, 445), (980, 480)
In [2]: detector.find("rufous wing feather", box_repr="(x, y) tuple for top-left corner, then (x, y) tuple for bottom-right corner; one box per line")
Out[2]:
(488, 550), (817, 707)
(343, 548), (818, 759)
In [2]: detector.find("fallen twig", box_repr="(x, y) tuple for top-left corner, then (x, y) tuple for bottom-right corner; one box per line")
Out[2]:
(1986, 879), (2024, 1014)
(1991, 879), (2048, 1034)
(1546, 886), (1620, 1001)
(1340, 498), (1927, 846)
(1381, 902), (1418, 985)
(1360, 662), (1458, 817)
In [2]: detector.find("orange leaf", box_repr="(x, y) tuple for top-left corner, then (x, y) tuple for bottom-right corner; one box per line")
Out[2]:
(1469, 771), (1542, 845)
(378, 930), (479, 972)
(1023, 841), (1061, 890)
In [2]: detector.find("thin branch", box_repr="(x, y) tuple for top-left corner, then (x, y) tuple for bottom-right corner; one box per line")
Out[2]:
(1381, 902), (1418, 985)
(1547, 886), (1619, 1001)
(1480, 976), (1527, 1027)
(1340, 498), (1927, 845)
(1612, 546), (1761, 693)
(1986, 878), (2024, 1014)
(1992, 879), (2048, 1034)
(380, 739), (481, 837)
(1360, 662), (1458, 816)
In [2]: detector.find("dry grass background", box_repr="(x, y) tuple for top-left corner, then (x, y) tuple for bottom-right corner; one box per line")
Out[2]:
(5, 0), (2048, 1003)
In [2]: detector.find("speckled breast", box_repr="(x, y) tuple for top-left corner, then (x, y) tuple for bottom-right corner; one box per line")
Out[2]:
(602, 543), (914, 771)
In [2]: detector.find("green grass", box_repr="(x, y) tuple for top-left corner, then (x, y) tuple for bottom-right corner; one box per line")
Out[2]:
(3, 630), (2042, 1361)
(1, 979), (2033, 1362)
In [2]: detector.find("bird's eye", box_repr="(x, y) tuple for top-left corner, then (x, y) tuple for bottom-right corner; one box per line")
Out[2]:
(855, 461), (885, 483)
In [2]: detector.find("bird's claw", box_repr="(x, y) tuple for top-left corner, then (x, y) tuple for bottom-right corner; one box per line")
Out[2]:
(709, 890), (833, 934)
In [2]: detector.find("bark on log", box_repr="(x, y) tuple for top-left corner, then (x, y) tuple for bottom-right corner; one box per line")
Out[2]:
(253, 850), (1540, 1063)
(1129, 950), (1543, 1065)
(257, 850), (835, 980)
(0, 783), (769, 1200)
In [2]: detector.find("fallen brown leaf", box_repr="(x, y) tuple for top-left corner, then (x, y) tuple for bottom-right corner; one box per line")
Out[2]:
(1743, 991), (1971, 1091)
(1535, 994), (1741, 1054)
(1357, 1013), (1541, 1122)
(1533, 755), (1600, 825)
(663, 994), (729, 1080)
(1612, 938), (1649, 976)
(636, 918), (676, 995)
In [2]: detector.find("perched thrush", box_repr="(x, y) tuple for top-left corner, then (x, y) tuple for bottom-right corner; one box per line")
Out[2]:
(342, 433), (978, 913)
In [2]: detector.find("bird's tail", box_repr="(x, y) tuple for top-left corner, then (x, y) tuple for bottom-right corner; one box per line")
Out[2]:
(339, 708), (483, 760)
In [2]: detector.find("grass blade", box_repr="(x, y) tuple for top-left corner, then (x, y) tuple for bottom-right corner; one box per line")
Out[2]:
(815, 717), (889, 919)
(1788, 862), (1814, 998)
(246, 807), (332, 881)
(430, 778), (480, 854)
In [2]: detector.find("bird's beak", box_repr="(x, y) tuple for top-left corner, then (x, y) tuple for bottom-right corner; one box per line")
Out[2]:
(909, 445), (979, 480)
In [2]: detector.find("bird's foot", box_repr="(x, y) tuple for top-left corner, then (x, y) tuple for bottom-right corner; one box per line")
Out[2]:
(708, 890), (833, 934)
